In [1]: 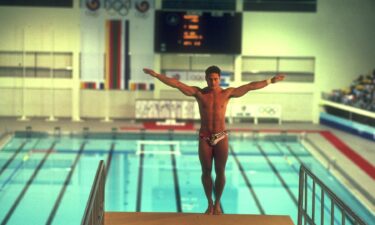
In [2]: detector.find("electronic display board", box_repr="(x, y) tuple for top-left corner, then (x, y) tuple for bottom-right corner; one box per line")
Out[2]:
(154, 11), (242, 54)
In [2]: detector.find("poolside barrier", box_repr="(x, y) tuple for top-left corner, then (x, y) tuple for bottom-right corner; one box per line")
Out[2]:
(81, 160), (106, 225)
(297, 164), (366, 225)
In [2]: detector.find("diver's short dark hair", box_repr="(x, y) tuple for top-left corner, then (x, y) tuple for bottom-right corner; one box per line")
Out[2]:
(205, 65), (221, 79)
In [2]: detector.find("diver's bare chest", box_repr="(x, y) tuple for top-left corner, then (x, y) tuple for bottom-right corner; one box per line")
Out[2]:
(197, 93), (228, 109)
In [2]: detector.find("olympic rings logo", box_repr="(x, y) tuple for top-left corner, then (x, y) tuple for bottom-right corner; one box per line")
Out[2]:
(258, 106), (278, 115)
(105, 0), (131, 16)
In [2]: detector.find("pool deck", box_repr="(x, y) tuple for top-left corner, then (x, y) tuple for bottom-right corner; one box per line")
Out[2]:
(104, 212), (295, 225)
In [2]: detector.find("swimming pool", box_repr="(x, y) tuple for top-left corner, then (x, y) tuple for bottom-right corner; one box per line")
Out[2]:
(0, 131), (373, 225)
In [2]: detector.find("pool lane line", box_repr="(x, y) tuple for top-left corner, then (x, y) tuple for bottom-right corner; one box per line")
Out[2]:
(0, 151), (33, 192)
(29, 149), (308, 157)
(229, 128), (324, 133)
(0, 139), (43, 191)
(105, 142), (116, 179)
(0, 141), (27, 177)
(45, 142), (87, 225)
(169, 133), (182, 212)
(30, 149), (134, 155)
(136, 144), (144, 212)
(229, 145), (265, 214)
(0, 141), (57, 225)
(271, 141), (301, 173)
(0, 139), (42, 186)
(256, 143), (298, 206)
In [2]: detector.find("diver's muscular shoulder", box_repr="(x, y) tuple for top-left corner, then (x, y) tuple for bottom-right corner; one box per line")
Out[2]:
(195, 87), (210, 97)
(222, 87), (235, 98)
(224, 87), (234, 92)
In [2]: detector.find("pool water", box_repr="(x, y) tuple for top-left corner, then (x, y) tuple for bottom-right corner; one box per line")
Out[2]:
(0, 132), (373, 225)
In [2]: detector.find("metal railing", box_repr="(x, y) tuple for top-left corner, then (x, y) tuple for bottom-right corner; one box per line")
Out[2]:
(81, 160), (106, 225)
(297, 164), (366, 225)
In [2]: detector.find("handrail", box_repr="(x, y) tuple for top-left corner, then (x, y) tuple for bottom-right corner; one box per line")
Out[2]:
(81, 160), (106, 225)
(320, 99), (375, 119)
(297, 164), (366, 225)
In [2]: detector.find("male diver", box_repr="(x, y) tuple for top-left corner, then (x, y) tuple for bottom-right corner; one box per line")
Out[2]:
(143, 66), (285, 215)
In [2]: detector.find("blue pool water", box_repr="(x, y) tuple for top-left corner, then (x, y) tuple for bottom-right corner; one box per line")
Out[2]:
(0, 131), (373, 225)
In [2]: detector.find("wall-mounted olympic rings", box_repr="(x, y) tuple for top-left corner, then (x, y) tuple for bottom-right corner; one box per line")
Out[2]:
(105, 0), (131, 16)
(258, 106), (278, 115)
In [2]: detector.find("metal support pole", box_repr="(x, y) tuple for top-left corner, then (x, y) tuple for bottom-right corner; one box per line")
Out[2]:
(18, 27), (29, 121)
(101, 89), (113, 122)
(47, 28), (58, 122)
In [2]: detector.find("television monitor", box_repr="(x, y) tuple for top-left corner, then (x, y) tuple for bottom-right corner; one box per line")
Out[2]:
(154, 11), (242, 54)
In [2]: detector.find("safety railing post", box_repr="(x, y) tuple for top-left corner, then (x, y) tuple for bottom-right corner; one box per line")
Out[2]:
(297, 166), (305, 225)
(297, 164), (366, 225)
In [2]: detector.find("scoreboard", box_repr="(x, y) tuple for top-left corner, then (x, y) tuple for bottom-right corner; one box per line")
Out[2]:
(154, 11), (242, 54)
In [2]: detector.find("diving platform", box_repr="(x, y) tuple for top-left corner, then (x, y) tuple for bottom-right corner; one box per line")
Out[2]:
(84, 162), (367, 225)
(104, 212), (295, 225)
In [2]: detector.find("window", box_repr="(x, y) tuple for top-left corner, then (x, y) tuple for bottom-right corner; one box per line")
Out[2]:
(242, 56), (315, 82)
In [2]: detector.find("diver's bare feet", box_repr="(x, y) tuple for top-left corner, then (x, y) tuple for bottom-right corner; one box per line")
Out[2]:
(205, 203), (214, 215)
(213, 203), (222, 215)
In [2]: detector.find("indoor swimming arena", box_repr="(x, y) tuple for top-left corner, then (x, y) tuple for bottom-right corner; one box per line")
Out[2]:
(0, 0), (374, 225)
